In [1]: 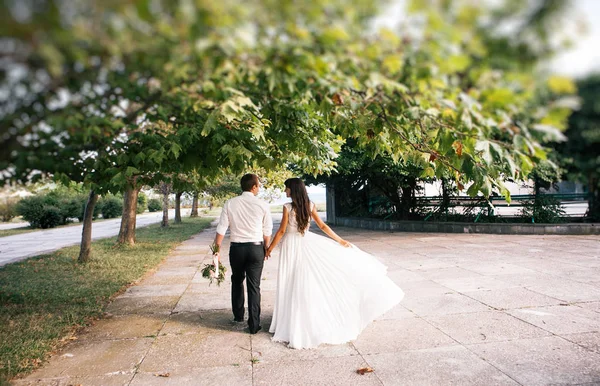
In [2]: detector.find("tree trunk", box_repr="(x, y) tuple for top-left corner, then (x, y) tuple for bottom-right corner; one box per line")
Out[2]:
(399, 185), (414, 220)
(174, 192), (182, 224)
(161, 188), (169, 228)
(78, 190), (98, 263)
(440, 178), (451, 219)
(118, 182), (140, 245)
(190, 192), (199, 217)
(588, 175), (599, 221)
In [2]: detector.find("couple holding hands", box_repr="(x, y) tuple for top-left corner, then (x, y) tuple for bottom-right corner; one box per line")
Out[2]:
(212, 174), (403, 349)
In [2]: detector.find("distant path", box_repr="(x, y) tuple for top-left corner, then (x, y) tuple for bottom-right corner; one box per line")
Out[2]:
(0, 209), (327, 267)
(0, 210), (184, 267)
(0, 222), (28, 231)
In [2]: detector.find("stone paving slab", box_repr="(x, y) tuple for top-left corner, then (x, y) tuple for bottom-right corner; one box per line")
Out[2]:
(130, 365), (253, 386)
(424, 311), (552, 345)
(562, 332), (600, 353)
(506, 305), (600, 335)
(253, 356), (380, 386)
(352, 318), (458, 354)
(466, 336), (600, 385)
(402, 292), (493, 316)
(364, 346), (520, 386)
(77, 314), (166, 342)
(15, 219), (600, 385)
(462, 287), (563, 310)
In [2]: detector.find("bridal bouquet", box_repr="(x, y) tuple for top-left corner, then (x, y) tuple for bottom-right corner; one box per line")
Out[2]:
(201, 243), (226, 286)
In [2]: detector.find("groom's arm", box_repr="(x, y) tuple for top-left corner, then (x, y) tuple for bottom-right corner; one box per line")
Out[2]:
(262, 206), (273, 257)
(213, 233), (225, 248)
(213, 202), (230, 258)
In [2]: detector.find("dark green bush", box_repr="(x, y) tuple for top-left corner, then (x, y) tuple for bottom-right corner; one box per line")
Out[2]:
(137, 192), (148, 214)
(38, 206), (63, 229)
(100, 196), (123, 219)
(60, 195), (86, 222)
(148, 198), (162, 212)
(16, 196), (47, 228)
(15, 189), (106, 228)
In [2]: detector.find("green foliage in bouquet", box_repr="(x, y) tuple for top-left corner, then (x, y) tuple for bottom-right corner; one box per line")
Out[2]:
(201, 262), (227, 287)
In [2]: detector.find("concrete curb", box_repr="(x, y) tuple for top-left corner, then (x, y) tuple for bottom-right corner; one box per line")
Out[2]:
(333, 217), (600, 235)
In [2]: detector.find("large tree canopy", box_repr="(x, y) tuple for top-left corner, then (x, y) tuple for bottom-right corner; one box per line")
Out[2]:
(0, 0), (577, 201)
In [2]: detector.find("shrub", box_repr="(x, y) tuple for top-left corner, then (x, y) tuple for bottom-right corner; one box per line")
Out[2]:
(137, 192), (148, 214)
(0, 198), (18, 222)
(38, 206), (63, 229)
(148, 198), (162, 212)
(519, 195), (567, 223)
(100, 196), (123, 219)
(16, 196), (47, 228)
(59, 195), (86, 223)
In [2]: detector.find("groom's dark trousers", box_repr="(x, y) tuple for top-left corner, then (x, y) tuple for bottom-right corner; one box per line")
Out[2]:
(229, 242), (264, 333)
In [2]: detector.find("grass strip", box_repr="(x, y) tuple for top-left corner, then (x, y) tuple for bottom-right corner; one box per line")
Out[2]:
(0, 227), (36, 238)
(0, 216), (212, 383)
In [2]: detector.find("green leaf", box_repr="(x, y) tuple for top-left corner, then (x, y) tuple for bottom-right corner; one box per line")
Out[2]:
(382, 55), (403, 74)
(171, 142), (182, 158)
(475, 141), (493, 164)
(202, 113), (218, 136)
(547, 76), (576, 94)
(422, 166), (435, 178)
(125, 167), (140, 177)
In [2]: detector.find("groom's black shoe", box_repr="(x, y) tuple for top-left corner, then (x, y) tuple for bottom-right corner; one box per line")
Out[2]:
(247, 326), (262, 334)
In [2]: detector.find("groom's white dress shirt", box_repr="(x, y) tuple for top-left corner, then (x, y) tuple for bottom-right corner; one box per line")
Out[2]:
(216, 191), (273, 242)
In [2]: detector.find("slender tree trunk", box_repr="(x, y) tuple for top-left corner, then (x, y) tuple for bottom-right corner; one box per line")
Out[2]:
(161, 186), (169, 228)
(399, 185), (413, 220)
(190, 192), (199, 217)
(588, 175), (599, 221)
(78, 190), (98, 263)
(118, 181), (140, 245)
(174, 192), (182, 224)
(440, 178), (451, 219)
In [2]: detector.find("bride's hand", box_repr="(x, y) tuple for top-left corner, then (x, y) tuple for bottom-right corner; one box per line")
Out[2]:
(339, 239), (351, 248)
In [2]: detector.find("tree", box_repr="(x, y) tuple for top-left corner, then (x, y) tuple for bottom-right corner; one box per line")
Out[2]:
(309, 0), (578, 219)
(1, 0), (579, 250)
(1, 0), (366, 250)
(305, 141), (427, 219)
(156, 181), (172, 228)
(558, 74), (600, 221)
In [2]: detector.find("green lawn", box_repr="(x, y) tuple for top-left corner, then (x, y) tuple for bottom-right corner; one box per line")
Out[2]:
(0, 226), (36, 238)
(0, 216), (212, 383)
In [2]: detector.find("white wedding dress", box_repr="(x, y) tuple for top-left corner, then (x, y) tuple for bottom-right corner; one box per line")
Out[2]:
(269, 203), (404, 349)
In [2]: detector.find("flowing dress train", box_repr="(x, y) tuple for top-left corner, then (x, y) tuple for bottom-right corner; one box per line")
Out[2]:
(269, 203), (404, 349)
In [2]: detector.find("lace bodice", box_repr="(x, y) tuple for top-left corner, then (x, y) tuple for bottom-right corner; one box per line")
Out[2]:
(285, 202), (314, 234)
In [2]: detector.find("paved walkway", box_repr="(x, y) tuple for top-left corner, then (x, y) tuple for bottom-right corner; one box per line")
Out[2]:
(13, 222), (600, 385)
(0, 210), (186, 267)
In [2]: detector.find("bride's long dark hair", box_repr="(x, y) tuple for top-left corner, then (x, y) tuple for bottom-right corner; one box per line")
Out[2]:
(285, 178), (311, 235)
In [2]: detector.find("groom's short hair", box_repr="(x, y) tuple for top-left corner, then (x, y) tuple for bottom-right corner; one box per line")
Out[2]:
(241, 173), (260, 192)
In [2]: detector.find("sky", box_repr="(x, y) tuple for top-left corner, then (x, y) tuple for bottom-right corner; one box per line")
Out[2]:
(547, 0), (600, 78)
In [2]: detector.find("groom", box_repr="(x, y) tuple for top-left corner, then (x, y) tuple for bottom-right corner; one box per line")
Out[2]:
(213, 174), (273, 334)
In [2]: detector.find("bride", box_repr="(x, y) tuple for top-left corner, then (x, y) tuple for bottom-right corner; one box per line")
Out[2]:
(265, 178), (404, 349)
